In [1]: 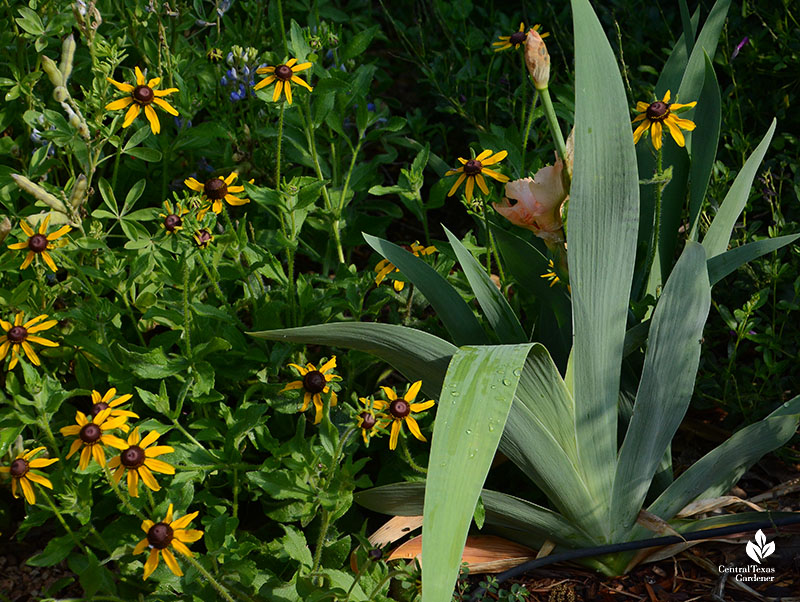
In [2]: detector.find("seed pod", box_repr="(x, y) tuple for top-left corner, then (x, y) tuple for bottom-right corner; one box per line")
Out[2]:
(69, 174), (88, 209)
(59, 35), (76, 83)
(11, 174), (69, 214)
(524, 28), (550, 90)
(53, 86), (69, 102)
(0, 215), (11, 244)
(41, 55), (64, 87)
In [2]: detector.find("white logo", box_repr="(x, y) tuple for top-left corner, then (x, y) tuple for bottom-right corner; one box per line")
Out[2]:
(745, 529), (775, 564)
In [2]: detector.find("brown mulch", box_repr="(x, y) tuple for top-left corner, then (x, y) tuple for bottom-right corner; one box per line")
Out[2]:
(0, 531), (83, 602)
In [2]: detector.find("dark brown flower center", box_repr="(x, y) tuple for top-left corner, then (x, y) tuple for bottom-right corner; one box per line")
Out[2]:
(164, 214), (182, 231)
(646, 101), (670, 121)
(28, 233), (48, 253)
(359, 412), (377, 430)
(204, 177), (228, 200)
(147, 522), (174, 549)
(132, 85), (154, 105)
(10, 458), (29, 478)
(121, 445), (145, 469)
(303, 370), (326, 394)
(464, 159), (483, 176)
(79, 423), (102, 444)
(90, 402), (109, 418)
(194, 229), (212, 248)
(7, 326), (27, 343)
(368, 548), (383, 561)
(275, 65), (293, 81)
(389, 398), (410, 419)
(509, 32), (526, 45)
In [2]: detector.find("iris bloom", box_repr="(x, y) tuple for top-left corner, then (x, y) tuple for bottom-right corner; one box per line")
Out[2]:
(134, 503), (203, 580)
(59, 409), (129, 470)
(446, 150), (509, 203)
(0, 447), (58, 504)
(374, 241), (436, 292)
(632, 90), (697, 151)
(254, 58), (313, 104)
(493, 157), (568, 246)
(372, 381), (435, 451)
(7, 215), (71, 272)
(109, 428), (175, 497)
(184, 172), (250, 218)
(105, 67), (179, 134)
(493, 23), (548, 52)
(281, 357), (341, 424)
(0, 313), (58, 370)
(159, 200), (190, 235)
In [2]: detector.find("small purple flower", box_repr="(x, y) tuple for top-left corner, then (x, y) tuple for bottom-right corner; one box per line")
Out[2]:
(731, 37), (749, 61)
(220, 75), (228, 86)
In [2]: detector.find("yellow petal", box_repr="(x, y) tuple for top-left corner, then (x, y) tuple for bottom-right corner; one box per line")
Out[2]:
(475, 173), (489, 195)
(476, 149), (493, 162)
(664, 116), (686, 147)
(447, 173), (467, 197)
(405, 415), (426, 442)
(174, 528), (204, 543)
(21, 341), (41, 365)
(171, 539), (194, 557)
(291, 75), (313, 91)
(171, 510), (199, 530)
(144, 457), (175, 474)
(272, 80), (284, 102)
(292, 62), (312, 72)
(79, 445), (92, 470)
(107, 78), (135, 93)
(410, 400), (436, 413)
(127, 468), (139, 497)
(389, 420), (401, 450)
(284, 81), (293, 104)
(138, 465), (161, 491)
(20, 477), (36, 504)
(47, 225), (72, 241)
(482, 150), (508, 165)
(254, 75), (275, 91)
(651, 121), (663, 150)
(25, 472), (54, 489)
(147, 77), (161, 88)
(134, 66), (146, 86)
(286, 58), (297, 67)
(144, 105), (161, 134)
(144, 445), (174, 458)
(133, 538), (149, 555)
(404, 380), (422, 402)
(153, 87), (178, 97)
(143, 548), (159, 580)
(153, 97), (179, 116)
(481, 168), (509, 183)
(465, 176), (475, 202)
(106, 97), (134, 111)
(122, 103), (141, 128)
(139, 430), (161, 449)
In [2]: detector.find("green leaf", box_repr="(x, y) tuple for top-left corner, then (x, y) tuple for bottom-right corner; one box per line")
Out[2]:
(123, 125), (152, 150)
(117, 345), (189, 379)
(688, 54), (721, 239)
(289, 20), (311, 62)
(569, 0), (640, 526)
(611, 242), (710, 537)
(443, 226), (526, 344)
(363, 233), (488, 345)
(27, 534), (76, 567)
(15, 7), (45, 35)
(123, 179), (146, 213)
(707, 234), (800, 285)
(422, 343), (533, 602)
(340, 26), (379, 63)
(702, 120), (777, 258)
(648, 395), (800, 523)
(97, 177), (118, 215)
(125, 147), (162, 162)
(248, 323), (456, 397)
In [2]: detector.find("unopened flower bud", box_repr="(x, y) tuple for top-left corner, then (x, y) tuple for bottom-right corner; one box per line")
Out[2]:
(69, 174), (88, 209)
(0, 216), (11, 244)
(53, 86), (69, 102)
(564, 127), (574, 182)
(524, 28), (550, 90)
(59, 35), (76, 83)
(41, 56), (64, 87)
(11, 174), (69, 214)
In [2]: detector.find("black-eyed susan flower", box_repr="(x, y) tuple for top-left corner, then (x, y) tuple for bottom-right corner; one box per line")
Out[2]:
(159, 200), (190, 235)
(59, 409), (129, 470)
(541, 259), (561, 287)
(7, 215), (71, 272)
(0, 313), (58, 370)
(108, 428), (175, 497)
(0, 447), (58, 505)
(89, 388), (138, 433)
(373, 381), (435, 451)
(281, 357), (341, 424)
(193, 228), (213, 249)
(446, 150), (510, 204)
(184, 172), (250, 218)
(632, 90), (697, 151)
(374, 241), (436, 292)
(105, 67), (179, 134)
(492, 23), (548, 52)
(134, 503), (203, 580)
(254, 58), (313, 104)
(357, 397), (389, 446)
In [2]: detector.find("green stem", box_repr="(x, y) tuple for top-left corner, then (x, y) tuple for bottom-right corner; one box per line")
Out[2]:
(399, 437), (427, 474)
(521, 90), (540, 175)
(102, 464), (147, 522)
(194, 249), (227, 305)
(641, 147), (663, 296)
(40, 490), (91, 555)
(232, 469), (239, 520)
(480, 196), (505, 282)
(111, 129), (126, 191)
(366, 570), (404, 600)
(171, 418), (212, 455)
(519, 50), (529, 128)
(275, 0), (288, 58)
(310, 508), (331, 579)
(539, 86), (567, 164)
(403, 283), (415, 326)
(181, 256), (192, 358)
(182, 553), (237, 602)
(275, 102), (285, 194)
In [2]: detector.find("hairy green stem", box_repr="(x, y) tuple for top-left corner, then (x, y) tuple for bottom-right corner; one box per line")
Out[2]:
(182, 553), (237, 602)
(539, 86), (567, 163)
(521, 91), (540, 174)
(399, 437), (427, 474)
(181, 256), (192, 357)
(102, 464), (147, 522)
(275, 0), (288, 58)
(40, 489), (91, 555)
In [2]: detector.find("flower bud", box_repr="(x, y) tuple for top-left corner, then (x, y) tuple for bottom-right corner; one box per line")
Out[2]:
(68, 174), (88, 209)
(0, 215), (11, 245)
(59, 35), (77, 83)
(41, 55), (64, 87)
(11, 174), (69, 214)
(493, 157), (567, 246)
(53, 86), (69, 102)
(524, 28), (550, 90)
(564, 127), (575, 182)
